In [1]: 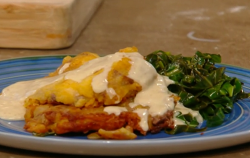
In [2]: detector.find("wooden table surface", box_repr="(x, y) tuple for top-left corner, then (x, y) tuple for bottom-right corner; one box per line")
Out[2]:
(0, 0), (250, 157)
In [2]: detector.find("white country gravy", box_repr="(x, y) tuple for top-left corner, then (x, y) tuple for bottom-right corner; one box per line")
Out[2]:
(0, 52), (203, 131)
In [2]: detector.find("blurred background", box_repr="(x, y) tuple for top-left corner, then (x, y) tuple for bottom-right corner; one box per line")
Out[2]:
(0, 0), (249, 68)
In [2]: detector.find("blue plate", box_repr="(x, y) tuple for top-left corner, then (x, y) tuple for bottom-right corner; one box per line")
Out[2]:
(0, 55), (249, 156)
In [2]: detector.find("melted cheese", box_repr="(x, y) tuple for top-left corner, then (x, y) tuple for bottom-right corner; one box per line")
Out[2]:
(58, 63), (70, 75)
(104, 107), (127, 116)
(133, 108), (149, 131)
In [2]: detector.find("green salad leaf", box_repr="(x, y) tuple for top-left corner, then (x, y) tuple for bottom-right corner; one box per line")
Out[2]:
(146, 50), (250, 131)
(33, 132), (56, 137)
(165, 112), (207, 134)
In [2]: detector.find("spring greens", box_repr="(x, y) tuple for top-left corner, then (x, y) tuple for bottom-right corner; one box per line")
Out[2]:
(146, 50), (250, 133)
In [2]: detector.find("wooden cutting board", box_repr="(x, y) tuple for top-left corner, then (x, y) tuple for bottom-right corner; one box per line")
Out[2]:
(0, 0), (102, 49)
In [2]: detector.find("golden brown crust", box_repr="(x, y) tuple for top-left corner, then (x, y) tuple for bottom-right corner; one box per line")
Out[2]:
(24, 104), (175, 138)
(24, 105), (143, 135)
(149, 111), (174, 134)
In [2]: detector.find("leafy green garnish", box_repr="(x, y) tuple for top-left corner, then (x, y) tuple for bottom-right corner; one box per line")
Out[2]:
(33, 132), (56, 137)
(165, 112), (207, 134)
(146, 50), (250, 130)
